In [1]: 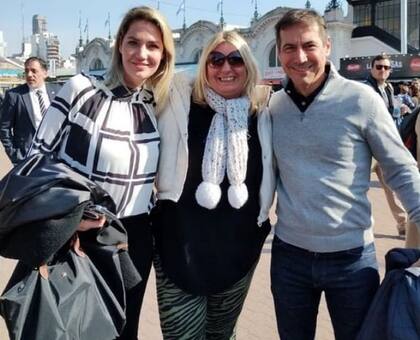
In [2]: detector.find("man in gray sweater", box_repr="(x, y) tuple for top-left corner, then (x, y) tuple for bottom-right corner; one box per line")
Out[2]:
(269, 9), (420, 340)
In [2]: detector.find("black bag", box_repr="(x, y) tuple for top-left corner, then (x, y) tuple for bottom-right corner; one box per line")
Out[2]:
(0, 247), (125, 340)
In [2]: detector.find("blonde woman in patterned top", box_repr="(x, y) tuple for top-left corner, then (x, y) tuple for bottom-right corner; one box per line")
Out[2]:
(28, 6), (174, 339)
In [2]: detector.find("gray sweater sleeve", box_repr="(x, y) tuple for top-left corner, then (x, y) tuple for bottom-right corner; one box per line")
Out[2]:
(364, 93), (420, 227)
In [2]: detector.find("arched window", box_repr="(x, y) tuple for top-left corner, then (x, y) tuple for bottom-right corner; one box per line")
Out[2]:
(269, 45), (281, 67)
(90, 58), (104, 71)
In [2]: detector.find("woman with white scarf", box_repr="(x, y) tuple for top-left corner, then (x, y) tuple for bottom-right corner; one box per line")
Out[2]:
(152, 31), (276, 339)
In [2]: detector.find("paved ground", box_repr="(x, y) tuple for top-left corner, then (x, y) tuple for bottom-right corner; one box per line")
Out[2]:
(0, 144), (405, 340)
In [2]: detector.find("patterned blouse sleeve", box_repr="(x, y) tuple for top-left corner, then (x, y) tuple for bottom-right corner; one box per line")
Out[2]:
(28, 74), (93, 156)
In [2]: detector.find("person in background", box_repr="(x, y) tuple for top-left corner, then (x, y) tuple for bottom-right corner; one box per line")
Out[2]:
(28, 6), (175, 339)
(0, 57), (60, 165)
(269, 9), (420, 340)
(366, 55), (396, 121)
(398, 81), (416, 111)
(410, 79), (420, 107)
(153, 30), (275, 339)
(366, 54), (408, 237)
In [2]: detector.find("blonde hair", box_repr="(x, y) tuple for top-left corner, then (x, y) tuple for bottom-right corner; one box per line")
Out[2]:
(106, 6), (175, 113)
(192, 31), (261, 113)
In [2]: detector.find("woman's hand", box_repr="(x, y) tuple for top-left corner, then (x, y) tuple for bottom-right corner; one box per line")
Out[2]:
(77, 216), (107, 231)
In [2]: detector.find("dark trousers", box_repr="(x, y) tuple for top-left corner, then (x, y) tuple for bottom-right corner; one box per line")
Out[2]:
(270, 236), (380, 340)
(117, 214), (153, 340)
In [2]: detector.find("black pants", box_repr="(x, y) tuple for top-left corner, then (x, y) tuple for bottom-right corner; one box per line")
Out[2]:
(117, 214), (153, 340)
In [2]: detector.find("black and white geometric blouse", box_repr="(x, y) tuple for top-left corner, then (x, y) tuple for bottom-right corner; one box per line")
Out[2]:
(29, 74), (160, 218)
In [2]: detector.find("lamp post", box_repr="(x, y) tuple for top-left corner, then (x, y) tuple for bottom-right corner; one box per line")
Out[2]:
(401, 0), (407, 54)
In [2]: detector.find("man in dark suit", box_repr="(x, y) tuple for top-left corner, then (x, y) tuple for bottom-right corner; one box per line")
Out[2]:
(0, 57), (60, 165)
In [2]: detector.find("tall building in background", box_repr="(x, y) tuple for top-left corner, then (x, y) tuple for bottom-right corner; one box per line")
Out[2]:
(47, 36), (60, 62)
(0, 31), (7, 57)
(30, 14), (61, 71)
(32, 15), (47, 35)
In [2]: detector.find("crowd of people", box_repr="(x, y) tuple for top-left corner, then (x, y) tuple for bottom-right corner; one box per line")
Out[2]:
(0, 5), (420, 340)
(397, 79), (420, 108)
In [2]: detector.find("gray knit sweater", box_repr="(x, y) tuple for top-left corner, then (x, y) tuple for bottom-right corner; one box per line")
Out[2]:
(270, 64), (420, 252)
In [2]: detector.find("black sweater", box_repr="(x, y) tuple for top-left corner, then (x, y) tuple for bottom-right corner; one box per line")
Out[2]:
(153, 100), (270, 295)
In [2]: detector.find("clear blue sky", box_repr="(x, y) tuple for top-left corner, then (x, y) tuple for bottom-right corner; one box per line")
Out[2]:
(0, 0), (347, 58)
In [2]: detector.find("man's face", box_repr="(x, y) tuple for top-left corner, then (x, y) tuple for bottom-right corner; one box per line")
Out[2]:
(371, 59), (391, 83)
(25, 60), (47, 89)
(277, 22), (331, 96)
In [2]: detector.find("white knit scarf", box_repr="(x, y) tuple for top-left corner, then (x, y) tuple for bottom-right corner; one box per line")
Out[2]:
(195, 87), (250, 209)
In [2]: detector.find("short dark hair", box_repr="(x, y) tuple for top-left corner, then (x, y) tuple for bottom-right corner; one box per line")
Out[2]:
(371, 54), (391, 68)
(24, 57), (48, 71)
(275, 9), (327, 48)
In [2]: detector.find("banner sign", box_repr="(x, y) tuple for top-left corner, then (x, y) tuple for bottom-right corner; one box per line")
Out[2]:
(339, 54), (420, 80)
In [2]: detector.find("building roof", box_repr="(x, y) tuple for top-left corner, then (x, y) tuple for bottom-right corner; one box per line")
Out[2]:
(0, 56), (24, 69)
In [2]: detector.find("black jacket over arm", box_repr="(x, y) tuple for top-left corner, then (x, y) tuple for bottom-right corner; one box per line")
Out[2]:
(0, 153), (132, 273)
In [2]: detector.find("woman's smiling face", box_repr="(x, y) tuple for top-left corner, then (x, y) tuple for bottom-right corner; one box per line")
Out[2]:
(206, 42), (247, 99)
(119, 19), (164, 88)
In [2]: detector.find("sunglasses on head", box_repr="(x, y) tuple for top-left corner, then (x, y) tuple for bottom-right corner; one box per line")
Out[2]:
(207, 50), (244, 68)
(375, 64), (391, 71)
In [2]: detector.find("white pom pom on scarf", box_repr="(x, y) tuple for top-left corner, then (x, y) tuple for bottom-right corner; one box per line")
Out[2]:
(228, 183), (248, 209)
(195, 181), (222, 210)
